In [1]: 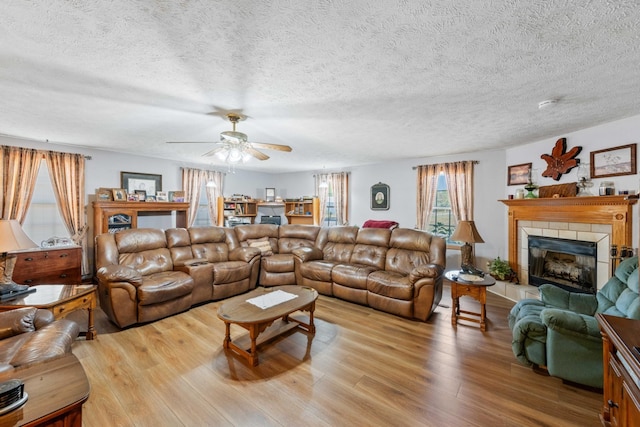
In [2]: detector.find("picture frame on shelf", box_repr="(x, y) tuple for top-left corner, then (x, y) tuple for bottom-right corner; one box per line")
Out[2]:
(156, 191), (168, 202)
(97, 187), (113, 201)
(507, 163), (532, 186)
(265, 188), (275, 202)
(134, 190), (147, 201)
(370, 182), (390, 210)
(121, 171), (162, 196)
(146, 195), (156, 202)
(127, 193), (139, 202)
(590, 143), (637, 178)
(170, 191), (185, 202)
(112, 188), (127, 201)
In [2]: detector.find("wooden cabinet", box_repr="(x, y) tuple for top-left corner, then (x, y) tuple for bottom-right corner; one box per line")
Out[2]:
(285, 198), (320, 225)
(597, 313), (640, 427)
(11, 246), (82, 285)
(93, 201), (190, 241)
(216, 198), (258, 226)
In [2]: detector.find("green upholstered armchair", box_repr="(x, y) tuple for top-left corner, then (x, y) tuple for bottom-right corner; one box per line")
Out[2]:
(508, 256), (640, 388)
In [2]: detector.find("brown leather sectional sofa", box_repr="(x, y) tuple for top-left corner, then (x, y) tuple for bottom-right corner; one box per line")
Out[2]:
(0, 307), (79, 372)
(94, 224), (445, 328)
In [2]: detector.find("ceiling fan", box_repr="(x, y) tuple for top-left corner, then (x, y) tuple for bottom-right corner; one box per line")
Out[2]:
(166, 113), (292, 163)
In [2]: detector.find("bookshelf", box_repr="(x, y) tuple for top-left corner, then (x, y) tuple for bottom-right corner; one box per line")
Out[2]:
(285, 198), (320, 225)
(216, 197), (258, 226)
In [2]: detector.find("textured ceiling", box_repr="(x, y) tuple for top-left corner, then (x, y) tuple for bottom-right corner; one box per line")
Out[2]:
(2, 1), (640, 173)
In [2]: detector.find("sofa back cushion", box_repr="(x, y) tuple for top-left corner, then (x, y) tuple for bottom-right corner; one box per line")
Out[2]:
(278, 225), (321, 254)
(349, 228), (391, 269)
(385, 228), (440, 275)
(234, 224), (279, 253)
(597, 256), (640, 318)
(165, 228), (194, 267)
(189, 227), (229, 262)
(115, 228), (173, 275)
(320, 226), (359, 263)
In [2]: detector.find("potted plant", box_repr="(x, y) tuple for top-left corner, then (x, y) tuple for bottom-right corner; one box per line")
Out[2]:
(486, 257), (519, 283)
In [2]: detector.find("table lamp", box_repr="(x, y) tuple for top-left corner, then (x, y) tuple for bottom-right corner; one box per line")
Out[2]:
(0, 220), (38, 296)
(451, 220), (485, 269)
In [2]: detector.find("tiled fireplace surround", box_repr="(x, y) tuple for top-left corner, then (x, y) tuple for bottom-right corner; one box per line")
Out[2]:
(494, 196), (636, 302)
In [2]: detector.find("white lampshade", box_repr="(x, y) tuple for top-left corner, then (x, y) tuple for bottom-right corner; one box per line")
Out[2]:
(0, 220), (38, 253)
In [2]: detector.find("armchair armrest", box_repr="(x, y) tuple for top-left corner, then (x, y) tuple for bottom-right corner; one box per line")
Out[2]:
(539, 284), (597, 315)
(229, 247), (261, 263)
(0, 307), (51, 339)
(409, 264), (444, 284)
(292, 247), (323, 262)
(96, 265), (143, 286)
(541, 308), (601, 340)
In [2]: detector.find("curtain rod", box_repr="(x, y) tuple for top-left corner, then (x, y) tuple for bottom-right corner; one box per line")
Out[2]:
(412, 160), (479, 170)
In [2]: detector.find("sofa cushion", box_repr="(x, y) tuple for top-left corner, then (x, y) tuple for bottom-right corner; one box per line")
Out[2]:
(299, 260), (339, 282)
(349, 228), (390, 269)
(332, 264), (377, 290)
(212, 261), (252, 285)
(247, 237), (274, 256)
(278, 225), (320, 254)
(262, 253), (294, 273)
(137, 271), (194, 305)
(367, 270), (413, 300)
(119, 248), (174, 276)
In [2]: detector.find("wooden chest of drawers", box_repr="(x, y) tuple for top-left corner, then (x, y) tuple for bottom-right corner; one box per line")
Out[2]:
(11, 246), (82, 285)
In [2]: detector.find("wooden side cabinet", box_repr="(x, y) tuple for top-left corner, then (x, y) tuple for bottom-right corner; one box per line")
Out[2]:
(285, 198), (320, 225)
(11, 246), (82, 285)
(597, 313), (640, 427)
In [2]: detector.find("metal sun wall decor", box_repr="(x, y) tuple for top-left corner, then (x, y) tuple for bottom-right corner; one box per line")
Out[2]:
(540, 137), (582, 181)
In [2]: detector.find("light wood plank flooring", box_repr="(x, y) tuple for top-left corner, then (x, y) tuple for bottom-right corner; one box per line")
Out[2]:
(71, 285), (602, 426)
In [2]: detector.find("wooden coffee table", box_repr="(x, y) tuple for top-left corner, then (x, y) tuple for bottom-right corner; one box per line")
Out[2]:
(446, 270), (496, 331)
(0, 284), (97, 340)
(217, 285), (318, 366)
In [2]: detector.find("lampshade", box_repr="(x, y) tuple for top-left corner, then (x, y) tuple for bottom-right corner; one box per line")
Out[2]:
(0, 220), (38, 253)
(451, 220), (485, 244)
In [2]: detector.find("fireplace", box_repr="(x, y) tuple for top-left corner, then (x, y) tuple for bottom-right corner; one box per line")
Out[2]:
(528, 235), (597, 293)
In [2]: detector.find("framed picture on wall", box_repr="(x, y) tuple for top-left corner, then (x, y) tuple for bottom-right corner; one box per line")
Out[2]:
(121, 171), (162, 195)
(265, 188), (276, 202)
(370, 182), (390, 210)
(590, 143), (637, 178)
(507, 163), (532, 185)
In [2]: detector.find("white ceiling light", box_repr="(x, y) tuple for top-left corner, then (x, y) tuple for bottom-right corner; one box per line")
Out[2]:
(538, 99), (558, 110)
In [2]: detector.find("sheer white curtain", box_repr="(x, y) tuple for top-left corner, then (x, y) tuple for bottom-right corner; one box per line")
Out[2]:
(203, 170), (224, 224)
(182, 167), (205, 227)
(314, 173), (329, 225)
(330, 172), (349, 225)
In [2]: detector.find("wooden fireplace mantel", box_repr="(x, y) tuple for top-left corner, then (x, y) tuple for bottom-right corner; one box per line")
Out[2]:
(500, 195), (637, 273)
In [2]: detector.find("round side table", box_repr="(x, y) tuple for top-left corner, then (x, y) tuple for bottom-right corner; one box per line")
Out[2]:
(445, 270), (496, 331)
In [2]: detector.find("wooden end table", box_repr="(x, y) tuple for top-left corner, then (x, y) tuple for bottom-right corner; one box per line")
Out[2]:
(445, 270), (496, 331)
(0, 353), (89, 426)
(0, 285), (97, 340)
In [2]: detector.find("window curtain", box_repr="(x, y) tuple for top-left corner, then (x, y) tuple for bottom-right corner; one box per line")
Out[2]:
(203, 170), (224, 224)
(442, 160), (475, 221)
(45, 151), (88, 274)
(0, 146), (42, 222)
(314, 173), (330, 225)
(330, 172), (349, 225)
(415, 164), (440, 230)
(182, 167), (205, 227)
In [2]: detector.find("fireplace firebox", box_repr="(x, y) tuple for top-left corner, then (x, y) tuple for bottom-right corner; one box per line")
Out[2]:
(528, 236), (597, 294)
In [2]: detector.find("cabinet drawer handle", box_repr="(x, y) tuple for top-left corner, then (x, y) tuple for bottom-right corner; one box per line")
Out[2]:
(24, 279), (33, 284)
(60, 254), (68, 258)
(24, 257), (33, 261)
(607, 399), (619, 408)
(60, 274), (68, 278)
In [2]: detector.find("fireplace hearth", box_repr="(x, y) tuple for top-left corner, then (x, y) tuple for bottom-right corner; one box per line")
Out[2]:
(528, 235), (597, 294)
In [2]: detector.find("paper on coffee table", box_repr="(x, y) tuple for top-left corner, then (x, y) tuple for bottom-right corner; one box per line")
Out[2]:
(246, 290), (299, 309)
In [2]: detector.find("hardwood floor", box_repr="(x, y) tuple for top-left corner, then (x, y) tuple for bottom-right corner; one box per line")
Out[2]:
(71, 285), (602, 426)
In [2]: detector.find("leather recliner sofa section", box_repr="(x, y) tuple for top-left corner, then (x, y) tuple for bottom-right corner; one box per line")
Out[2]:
(293, 226), (446, 321)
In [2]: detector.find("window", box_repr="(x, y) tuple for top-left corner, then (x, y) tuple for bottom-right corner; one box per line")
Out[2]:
(427, 172), (457, 242)
(22, 161), (69, 244)
(323, 182), (337, 226)
(192, 185), (215, 226)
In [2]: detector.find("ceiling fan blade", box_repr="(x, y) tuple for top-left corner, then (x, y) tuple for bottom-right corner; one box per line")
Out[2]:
(166, 141), (216, 144)
(251, 142), (292, 152)
(202, 147), (226, 157)
(247, 147), (270, 161)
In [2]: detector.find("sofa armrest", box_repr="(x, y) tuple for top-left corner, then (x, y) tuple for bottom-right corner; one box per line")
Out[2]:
(0, 307), (54, 339)
(229, 247), (261, 263)
(541, 308), (601, 340)
(409, 264), (444, 284)
(539, 284), (598, 315)
(292, 247), (323, 262)
(96, 265), (143, 286)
